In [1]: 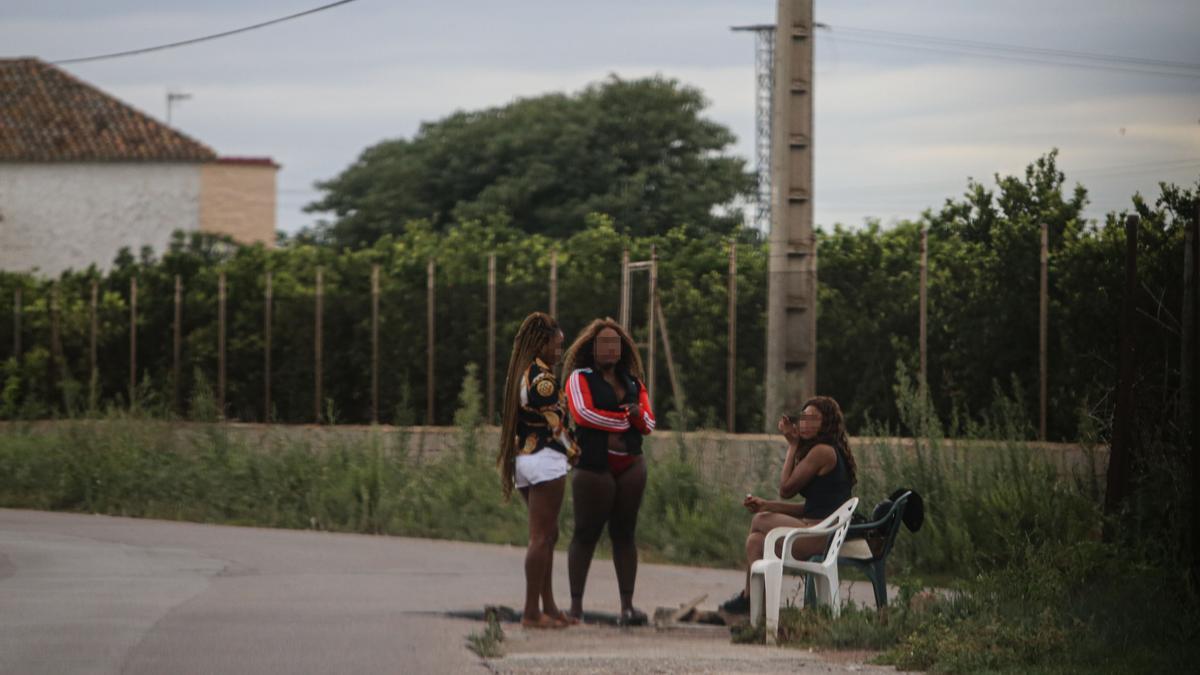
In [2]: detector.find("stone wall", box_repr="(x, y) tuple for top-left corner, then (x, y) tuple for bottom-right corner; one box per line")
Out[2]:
(1, 420), (1107, 493)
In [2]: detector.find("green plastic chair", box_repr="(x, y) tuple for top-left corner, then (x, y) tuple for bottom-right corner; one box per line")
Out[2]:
(806, 490), (913, 609)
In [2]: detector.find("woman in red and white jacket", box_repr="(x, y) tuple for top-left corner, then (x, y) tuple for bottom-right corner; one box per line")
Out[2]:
(561, 318), (655, 626)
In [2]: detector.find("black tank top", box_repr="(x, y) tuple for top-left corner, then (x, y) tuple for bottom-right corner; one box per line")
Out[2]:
(800, 440), (852, 520)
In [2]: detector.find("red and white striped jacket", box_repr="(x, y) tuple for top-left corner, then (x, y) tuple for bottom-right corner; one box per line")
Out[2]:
(565, 367), (655, 469)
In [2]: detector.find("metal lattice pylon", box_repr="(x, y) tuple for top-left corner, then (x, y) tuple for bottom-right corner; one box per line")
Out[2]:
(732, 25), (776, 233)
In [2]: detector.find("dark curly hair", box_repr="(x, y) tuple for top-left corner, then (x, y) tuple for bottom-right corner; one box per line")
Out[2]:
(795, 395), (857, 485)
(560, 317), (644, 380)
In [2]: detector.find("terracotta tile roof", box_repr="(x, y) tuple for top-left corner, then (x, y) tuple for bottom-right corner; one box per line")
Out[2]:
(0, 57), (217, 162)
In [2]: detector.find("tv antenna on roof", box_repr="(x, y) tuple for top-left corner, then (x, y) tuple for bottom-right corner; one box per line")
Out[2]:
(166, 89), (192, 125)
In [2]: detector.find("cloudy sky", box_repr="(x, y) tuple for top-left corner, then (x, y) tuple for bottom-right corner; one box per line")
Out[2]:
(4, 0), (1199, 234)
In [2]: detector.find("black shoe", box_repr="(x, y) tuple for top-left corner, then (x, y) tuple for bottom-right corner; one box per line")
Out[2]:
(719, 591), (750, 615)
(618, 607), (648, 627)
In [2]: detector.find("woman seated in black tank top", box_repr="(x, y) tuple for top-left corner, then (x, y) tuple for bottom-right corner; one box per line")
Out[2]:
(719, 395), (859, 615)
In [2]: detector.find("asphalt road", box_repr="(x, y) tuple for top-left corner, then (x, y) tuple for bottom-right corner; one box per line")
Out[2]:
(0, 509), (889, 674)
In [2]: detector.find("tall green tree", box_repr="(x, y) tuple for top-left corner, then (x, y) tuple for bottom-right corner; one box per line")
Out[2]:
(306, 76), (754, 246)
(816, 150), (1197, 440)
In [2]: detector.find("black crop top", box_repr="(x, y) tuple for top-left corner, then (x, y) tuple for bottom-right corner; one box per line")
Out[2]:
(799, 440), (852, 520)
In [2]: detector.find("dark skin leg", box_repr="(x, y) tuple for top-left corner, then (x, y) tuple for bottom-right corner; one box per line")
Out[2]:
(742, 512), (824, 596)
(567, 467), (615, 619)
(519, 476), (566, 626)
(610, 457), (647, 616)
(520, 482), (567, 620)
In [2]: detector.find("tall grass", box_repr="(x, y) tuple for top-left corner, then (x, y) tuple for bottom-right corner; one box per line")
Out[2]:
(853, 367), (1102, 577)
(0, 362), (1108, 577)
(0, 416), (752, 566)
(0, 364), (751, 568)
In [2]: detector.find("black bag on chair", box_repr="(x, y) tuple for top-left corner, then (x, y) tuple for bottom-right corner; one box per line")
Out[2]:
(890, 487), (924, 532)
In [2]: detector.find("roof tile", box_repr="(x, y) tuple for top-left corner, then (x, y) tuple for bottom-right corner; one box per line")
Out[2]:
(0, 57), (217, 162)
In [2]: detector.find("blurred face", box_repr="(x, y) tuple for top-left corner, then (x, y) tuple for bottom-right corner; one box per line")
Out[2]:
(539, 330), (564, 366)
(594, 327), (622, 368)
(797, 405), (823, 439)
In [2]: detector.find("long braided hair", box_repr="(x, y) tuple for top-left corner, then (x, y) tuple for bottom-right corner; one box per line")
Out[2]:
(560, 318), (644, 381)
(497, 312), (561, 499)
(797, 395), (858, 486)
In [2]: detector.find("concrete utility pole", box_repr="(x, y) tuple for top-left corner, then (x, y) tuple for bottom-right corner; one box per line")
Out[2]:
(764, 0), (817, 427)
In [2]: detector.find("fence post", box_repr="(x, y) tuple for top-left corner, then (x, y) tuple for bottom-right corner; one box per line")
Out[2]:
(619, 248), (631, 329)
(549, 248), (558, 317)
(1182, 212), (1196, 431)
(727, 240), (737, 433)
(314, 267), (324, 423)
(646, 245), (657, 414)
(371, 264), (380, 425)
(89, 280), (98, 405)
(655, 293), (683, 429)
(1103, 214), (1139, 540)
(13, 287), (21, 364)
(218, 269), (227, 419)
(49, 283), (60, 406)
(129, 276), (137, 404)
(427, 258), (436, 426)
(919, 226), (928, 394)
(487, 253), (496, 423)
(1188, 207), (1200, 589)
(1039, 222), (1049, 440)
(173, 275), (182, 414)
(264, 270), (272, 422)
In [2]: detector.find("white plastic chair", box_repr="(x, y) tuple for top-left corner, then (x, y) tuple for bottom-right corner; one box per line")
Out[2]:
(748, 497), (859, 643)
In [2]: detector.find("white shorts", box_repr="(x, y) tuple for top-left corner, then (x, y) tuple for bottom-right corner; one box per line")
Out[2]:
(514, 448), (569, 489)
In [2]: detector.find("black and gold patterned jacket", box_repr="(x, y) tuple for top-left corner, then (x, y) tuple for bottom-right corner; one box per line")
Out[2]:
(516, 358), (580, 463)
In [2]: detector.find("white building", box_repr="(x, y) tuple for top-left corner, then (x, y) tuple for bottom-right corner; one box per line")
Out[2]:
(0, 58), (278, 277)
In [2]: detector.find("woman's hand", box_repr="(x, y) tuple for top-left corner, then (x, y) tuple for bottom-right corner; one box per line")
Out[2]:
(622, 403), (642, 420)
(743, 494), (767, 513)
(777, 415), (799, 444)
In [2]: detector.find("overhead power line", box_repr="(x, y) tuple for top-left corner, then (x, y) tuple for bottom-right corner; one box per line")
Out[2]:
(830, 25), (1200, 71)
(53, 0), (361, 65)
(822, 24), (1200, 79)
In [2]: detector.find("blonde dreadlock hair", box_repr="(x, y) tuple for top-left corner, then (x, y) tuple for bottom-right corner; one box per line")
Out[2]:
(560, 318), (643, 381)
(498, 312), (562, 499)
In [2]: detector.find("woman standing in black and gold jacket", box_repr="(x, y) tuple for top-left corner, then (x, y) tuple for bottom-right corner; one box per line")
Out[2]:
(498, 312), (580, 629)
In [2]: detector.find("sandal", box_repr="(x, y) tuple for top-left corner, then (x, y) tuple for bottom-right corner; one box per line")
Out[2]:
(551, 611), (579, 627)
(521, 613), (565, 630)
(617, 607), (648, 627)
